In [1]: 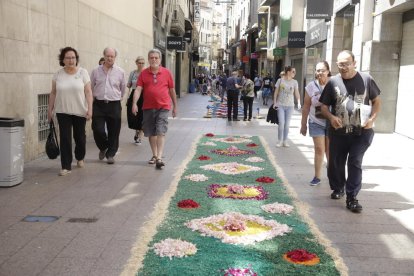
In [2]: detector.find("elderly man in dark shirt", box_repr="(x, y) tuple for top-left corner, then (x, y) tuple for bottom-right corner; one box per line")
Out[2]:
(226, 70), (242, 121)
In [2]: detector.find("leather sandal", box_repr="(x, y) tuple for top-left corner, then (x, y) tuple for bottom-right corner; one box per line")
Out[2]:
(148, 156), (157, 164)
(155, 158), (165, 169)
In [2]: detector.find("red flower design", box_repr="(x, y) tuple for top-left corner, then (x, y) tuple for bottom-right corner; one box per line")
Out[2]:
(205, 133), (215, 137)
(177, 199), (200, 209)
(255, 176), (275, 183)
(197, 155), (211, 160)
(286, 249), (317, 262)
(246, 143), (259, 147)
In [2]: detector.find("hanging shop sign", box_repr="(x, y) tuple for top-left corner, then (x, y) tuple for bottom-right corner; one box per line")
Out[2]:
(167, 36), (185, 51)
(194, 0), (200, 22)
(250, 53), (259, 59)
(273, 47), (286, 57)
(258, 13), (268, 49)
(306, 0), (333, 19)
(305, 20), (328, 47)
(288, 32), (306, 48)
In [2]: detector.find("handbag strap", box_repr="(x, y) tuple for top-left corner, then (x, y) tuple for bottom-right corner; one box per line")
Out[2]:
(314, 80), (322, 93)
(50, 120), (60, 150)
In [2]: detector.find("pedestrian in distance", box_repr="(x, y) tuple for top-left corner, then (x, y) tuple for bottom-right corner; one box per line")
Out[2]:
(90, 47), (126, 164)
(253, 73), (263, 99)
(242, 73), (255, 121)
(132, 48), (178, 169)
(261, 72), (273, 105)
(319, 50), (381, 213)
(273, 66), (300, 147)
(126, 56), (145, 145)
(219, 72), (227, 103)
(47, 47), (93, 176)
(300, 61), (331, 186)
(226, 70), (242, 121)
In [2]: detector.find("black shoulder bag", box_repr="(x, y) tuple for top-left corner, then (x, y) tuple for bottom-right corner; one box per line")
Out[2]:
(45, 120), (60, 159)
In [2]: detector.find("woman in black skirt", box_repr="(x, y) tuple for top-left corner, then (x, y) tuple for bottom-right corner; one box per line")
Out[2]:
(126, 56), (145, 144)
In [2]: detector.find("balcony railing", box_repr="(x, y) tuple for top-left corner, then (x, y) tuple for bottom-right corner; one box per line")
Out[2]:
(170, 4), (185, 35)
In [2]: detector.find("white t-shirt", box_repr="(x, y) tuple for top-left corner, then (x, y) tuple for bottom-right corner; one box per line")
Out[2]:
(305, 80), (326, 127)
(275, 78), (298, 107)
(53, 67), (90, 117)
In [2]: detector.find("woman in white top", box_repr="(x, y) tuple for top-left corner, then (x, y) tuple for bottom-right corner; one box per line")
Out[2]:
(300, 61), (331, 186)
(47, 47), (93, 176)
(273, 66), (300, 147)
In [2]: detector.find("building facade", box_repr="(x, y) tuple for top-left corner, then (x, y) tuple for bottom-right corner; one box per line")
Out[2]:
(221, 0), (414, 136)
(0, 0), (153, 161)
(1, 0), (198, 161)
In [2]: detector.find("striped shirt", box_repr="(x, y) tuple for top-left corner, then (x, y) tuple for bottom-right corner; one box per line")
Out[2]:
(90, 64), (126, 101)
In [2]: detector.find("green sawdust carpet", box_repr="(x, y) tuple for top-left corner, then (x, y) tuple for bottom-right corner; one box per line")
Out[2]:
(135, 135), (342, 276)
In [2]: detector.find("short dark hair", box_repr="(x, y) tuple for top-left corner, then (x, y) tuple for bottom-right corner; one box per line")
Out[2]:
(338, 50), (355, 61)
(244, 73), (250, 79)
(99, 57), (105, 64)
(58, 47), (79, 67)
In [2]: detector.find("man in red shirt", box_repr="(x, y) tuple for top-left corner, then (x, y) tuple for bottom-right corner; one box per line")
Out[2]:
(132, 49), (178, 169)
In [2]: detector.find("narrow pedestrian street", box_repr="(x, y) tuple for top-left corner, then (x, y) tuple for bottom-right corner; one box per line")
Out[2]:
(1, 93), (413, 275)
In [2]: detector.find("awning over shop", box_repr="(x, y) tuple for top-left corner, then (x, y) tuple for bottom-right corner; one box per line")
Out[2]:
(244, 23), (258, 35)
(259, 0), (279, 6)
(185, 18), (193, 31)
(197, 62), (210, 67)
(231, 41), (241, 48)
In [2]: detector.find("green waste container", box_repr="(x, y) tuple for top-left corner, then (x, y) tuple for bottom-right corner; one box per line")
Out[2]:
(0, 118), (24, 187)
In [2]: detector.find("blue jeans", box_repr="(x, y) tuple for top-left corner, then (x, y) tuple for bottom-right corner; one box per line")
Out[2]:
(277, 106), (294, 141)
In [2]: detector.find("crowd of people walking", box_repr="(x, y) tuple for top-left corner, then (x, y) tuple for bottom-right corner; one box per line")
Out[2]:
(47, 46), (380, 213)
(47, 47), (177, 174)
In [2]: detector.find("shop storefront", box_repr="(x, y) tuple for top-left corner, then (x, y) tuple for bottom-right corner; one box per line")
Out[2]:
(395, 9), (414, 138)
(305, 20), (328, 85)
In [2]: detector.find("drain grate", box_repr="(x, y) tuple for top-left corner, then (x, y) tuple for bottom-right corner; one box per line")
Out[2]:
(67, 218), (98, 223)
(23, 215), (59, 222)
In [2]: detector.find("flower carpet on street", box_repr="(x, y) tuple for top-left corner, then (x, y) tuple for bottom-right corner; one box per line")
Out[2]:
(204, 101), (245, 119)
(135, 135), (343, 275)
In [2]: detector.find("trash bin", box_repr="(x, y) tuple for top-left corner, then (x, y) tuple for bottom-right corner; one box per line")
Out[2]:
(189, 82), (195, 93)
(0, 118), (24, 187)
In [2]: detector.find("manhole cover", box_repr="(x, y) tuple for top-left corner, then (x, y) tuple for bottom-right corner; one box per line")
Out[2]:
(23, 216), (59, 222)
(67, 218), (98, 223)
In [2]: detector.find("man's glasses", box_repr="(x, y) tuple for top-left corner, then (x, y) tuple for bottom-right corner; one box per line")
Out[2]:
(336, 62), (353, 68)
(153, 74), (157, 84)
(136, 61), (145, 64)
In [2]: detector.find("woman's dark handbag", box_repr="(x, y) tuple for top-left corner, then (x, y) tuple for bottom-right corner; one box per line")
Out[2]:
(266, 104), (279, 125)
(45, 120), (60, 159)
(315, 106), (325, 119)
